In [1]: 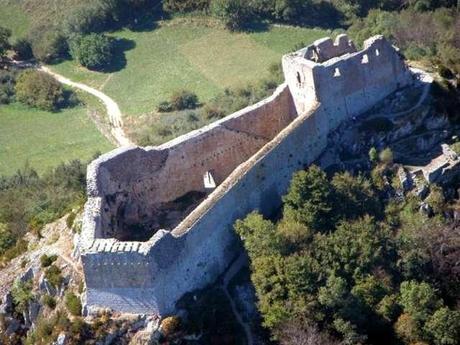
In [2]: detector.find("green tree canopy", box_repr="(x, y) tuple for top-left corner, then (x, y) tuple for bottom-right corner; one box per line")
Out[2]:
(69, 33), (113, 70)
(0, 26), (11, 59)
(15, 70), (64, 111)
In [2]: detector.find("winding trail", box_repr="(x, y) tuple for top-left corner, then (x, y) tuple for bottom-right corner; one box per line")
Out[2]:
(39, 66), (134, 147)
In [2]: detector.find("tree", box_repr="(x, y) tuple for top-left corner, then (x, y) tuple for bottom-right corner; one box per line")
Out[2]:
(379, 147), (394, 165)
(315, 216), (392, 280)
(399, 280), (442, 323)
(210, 0), (252, 30)
(69, 33), (113, 70)
(15, 70), (64, 111)
(425, 307), (460, 345)
(318, 274), (348, 309)
(13, 38), (33, 61)
(369, 146), (378, 163)
(234, 211), (280, 258)
(0, 26), (11, 59)
(0, 222), (15, 256)
(28, 26), (67, 63)
(331, 172), (382, 220)
(282, 165), (334, 232)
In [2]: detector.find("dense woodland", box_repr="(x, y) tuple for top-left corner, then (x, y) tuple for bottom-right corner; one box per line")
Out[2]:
(235, 158), (460, 344)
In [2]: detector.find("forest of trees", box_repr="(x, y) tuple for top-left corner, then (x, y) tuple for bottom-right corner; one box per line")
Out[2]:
(235, 161), (460, 344)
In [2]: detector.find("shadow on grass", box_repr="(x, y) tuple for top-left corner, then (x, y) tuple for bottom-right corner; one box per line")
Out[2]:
(99, 37), (136, 73)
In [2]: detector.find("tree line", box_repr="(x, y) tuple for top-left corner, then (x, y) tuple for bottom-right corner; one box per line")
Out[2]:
(235, 157), (460, 344)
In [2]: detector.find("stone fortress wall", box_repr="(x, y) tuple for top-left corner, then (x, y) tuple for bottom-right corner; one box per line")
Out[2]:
(79, 35), (413, 315)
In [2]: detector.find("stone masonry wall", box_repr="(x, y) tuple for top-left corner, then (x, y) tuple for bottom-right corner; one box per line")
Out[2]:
(84, 84), (297, 240)
(80, 35), (412, 315)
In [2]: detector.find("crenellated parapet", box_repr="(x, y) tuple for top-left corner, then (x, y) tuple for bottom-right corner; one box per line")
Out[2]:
(79, 35), (413, 316)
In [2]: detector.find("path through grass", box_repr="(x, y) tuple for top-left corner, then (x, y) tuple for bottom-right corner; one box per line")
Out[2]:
(50, 20), (335, 118)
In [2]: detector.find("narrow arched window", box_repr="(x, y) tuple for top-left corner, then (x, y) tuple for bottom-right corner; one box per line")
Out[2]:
(333, 68), (341, 77)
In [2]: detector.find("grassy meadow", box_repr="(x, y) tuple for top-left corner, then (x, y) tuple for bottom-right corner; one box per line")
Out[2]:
(0, 95), (114, 176)
(49, 21), (334, 117)
(0, 2), (335, 174)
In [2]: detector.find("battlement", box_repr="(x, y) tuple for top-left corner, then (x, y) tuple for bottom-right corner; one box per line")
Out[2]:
(79, 35), (412, 315)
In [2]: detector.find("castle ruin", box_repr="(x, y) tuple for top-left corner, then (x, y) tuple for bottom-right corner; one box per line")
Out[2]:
(79, 35), (412, 315)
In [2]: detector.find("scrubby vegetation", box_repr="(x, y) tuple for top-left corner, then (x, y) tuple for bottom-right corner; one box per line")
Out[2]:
(235, 162), (460, 344)
(15, 70), (64, 111)
(65, 292), (82, 316)
(0, 159), (90, 266)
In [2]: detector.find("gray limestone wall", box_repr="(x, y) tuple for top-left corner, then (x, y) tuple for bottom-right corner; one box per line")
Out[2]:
(80, 35), (413, 316)
(83, 84), (297, 240)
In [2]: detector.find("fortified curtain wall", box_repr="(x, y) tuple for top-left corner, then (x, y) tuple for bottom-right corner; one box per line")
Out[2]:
(84, 84), (297, 240)
(80, 35), (412, 315)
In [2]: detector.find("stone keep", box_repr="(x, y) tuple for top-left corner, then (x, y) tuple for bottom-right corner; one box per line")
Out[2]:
(79, 35), (412, 315)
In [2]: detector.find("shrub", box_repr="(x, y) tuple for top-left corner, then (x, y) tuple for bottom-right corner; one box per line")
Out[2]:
(161, 316), (182, 336)
(40, 254), (58, 268)
(69, 33), (113, 70)
(425, 307), (460, 345)
(210, 0), (252, 31)
(163, 0), (210, 13)
(66, 212), (77, 230)
(13, 38), (34, 60)
(0, 69), (16, 105)
(0, 223), (15, 256)
(438, 65), (454, 79)
(28, 26), (67, 63)
(379, 147), (394, 165)
(42, 295), (56, 309)
(203, 104), (225, 119)
(157, 101), (174, 112)
(45, 264), (63, 289)
(11, 279), (34, 313)
(171, 90), (199, 110)
(15, 70), (64, 111)
(65, 292), (82, 316)
(0, 26), (11, 58)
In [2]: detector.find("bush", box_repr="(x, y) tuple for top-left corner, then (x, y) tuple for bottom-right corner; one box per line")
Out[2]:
(0, 26), (11, 58)
(438, 65), (454, 79)
(65, 292), (82, 316)
(28, 26), (67, 63)
(171, 90), (199, 110)
(69, 33), (113, 70)
(203, 104), (225, 119)
(163, 0), (210, 13)
(40, 254), (57, 268)
(157, 101), (174, 112)
(0, 69), (16, 105)
(42, 295), (56, 309)
(161, 316), (182, 336)
(210, 0), (252, 31)
(379, 147), (394, 165)
(66, 212), (77, 230)
(0, 223), (15, 256)
(45, 264), (63, 289)
(15, 70), (64, 111)
(13, 38), (34, 60)
(11, 279), (34, 313)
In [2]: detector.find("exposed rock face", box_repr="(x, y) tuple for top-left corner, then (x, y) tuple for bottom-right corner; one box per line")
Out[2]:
(79, 35), (412, 315)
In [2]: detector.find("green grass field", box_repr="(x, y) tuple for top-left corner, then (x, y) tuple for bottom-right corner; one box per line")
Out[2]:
(49, 20), (334, 117)
(0, 97), (114, 176)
